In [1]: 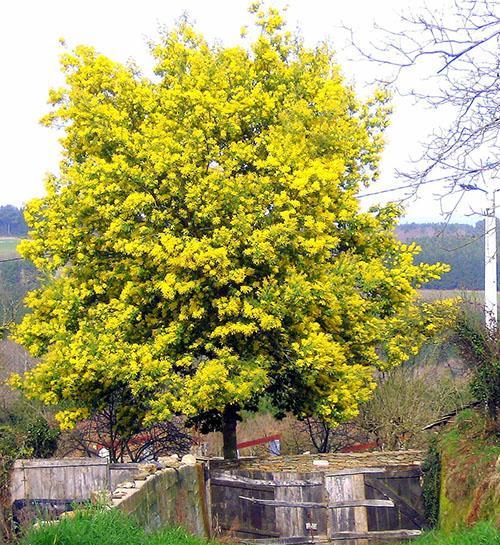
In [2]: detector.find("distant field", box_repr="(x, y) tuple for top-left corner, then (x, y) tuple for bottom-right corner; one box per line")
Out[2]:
(420, 289), (500, 305)
(0, 237), (21, 258)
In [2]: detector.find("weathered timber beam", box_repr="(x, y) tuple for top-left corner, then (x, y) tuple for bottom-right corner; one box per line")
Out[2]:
(330, 529), (422, 540)
(326, 467), (421, 478)
(13, 459), (108, 469)
(211, 479), (274, 492)
(218, 525), (280, 538)
(325, 467), (385, 476)
(239, 496), (394, 509)
(212, 473), (322, 487)
(237, 537), (329, 545)
(329, 499), (394, 508)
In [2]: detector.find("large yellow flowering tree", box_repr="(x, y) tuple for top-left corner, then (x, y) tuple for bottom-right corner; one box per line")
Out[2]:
(13, 6), (453, 458)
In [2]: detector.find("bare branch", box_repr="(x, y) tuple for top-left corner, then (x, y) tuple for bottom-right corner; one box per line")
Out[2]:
(346, 0), (500, 213)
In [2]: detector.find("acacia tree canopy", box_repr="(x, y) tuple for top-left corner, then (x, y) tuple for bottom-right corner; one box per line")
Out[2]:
(12, 6), (453, 458)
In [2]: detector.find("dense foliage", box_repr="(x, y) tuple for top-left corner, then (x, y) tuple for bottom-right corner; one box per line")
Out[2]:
(12, 6), (452, 456)
(422, 438), (442, 528)
(453, 310), (499, 421)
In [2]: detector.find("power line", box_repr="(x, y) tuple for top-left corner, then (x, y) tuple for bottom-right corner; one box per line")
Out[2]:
(356, 178), (498, 199)
(0, 257), (24, 263)
(357, 178), (442, 198)
(437, 224), (497, 252)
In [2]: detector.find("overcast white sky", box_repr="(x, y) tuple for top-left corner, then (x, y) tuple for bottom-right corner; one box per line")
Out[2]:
(0, 0), (489, 223)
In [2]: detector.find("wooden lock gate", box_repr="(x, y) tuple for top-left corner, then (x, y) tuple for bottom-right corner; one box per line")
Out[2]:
(209, 463), (426, 544)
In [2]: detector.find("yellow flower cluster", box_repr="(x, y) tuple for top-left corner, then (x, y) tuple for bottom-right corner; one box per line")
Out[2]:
(12, 6), (454, 432)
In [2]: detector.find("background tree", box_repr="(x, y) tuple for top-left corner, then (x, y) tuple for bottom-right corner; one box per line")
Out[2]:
(0, 206), (28, 237)
(13, 5), (453, 459)
(64, 412), (192, 463)
(0, 261), (38, 329)
(357, 365), (470, 450)
(349, 0), (499, 201)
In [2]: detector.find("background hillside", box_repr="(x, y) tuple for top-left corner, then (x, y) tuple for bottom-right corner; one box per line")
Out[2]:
(396, 221), (500, 290)
(0, 206), (35, 326)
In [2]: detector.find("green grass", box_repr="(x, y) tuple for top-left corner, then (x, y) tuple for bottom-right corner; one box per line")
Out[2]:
(22, 507), (500, 545)
(0, 237), (21, 258)
(20, 508), (220, 545)
(396, 522), (499, 544)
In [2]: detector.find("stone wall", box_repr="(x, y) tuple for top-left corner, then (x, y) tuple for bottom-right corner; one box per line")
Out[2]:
(112, 463), (211, 538)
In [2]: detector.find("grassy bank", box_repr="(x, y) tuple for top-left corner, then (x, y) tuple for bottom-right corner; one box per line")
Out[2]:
(397, 521), (499, 544)
(20, 508), (218, 545)
(438, 409), (499, 531)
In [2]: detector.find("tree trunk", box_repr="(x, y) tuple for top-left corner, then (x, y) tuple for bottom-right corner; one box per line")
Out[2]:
(222, 405), (238, 459)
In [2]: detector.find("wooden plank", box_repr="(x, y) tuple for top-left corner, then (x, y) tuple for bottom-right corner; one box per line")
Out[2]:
(331, 500), (393, 509)
(329, 529), (422, 540)
(237, 537), (330, 545)
(325, 472), (369, 545)
(325, 468), (385, 477)
(13, 458), (107, 469)
(232, 469), (277, 537)
(212, 474), (321, 488)
(365, 478), (427, 528)
(274, 471), (304, 538)
(325, 474), (355, 545)
(240, 497), (393, 509)
(301, 471), (328, 538)
(351, 473), (368, 545)
(240, 496), (324, 509)
(212, 480), (274, 493)
(325, 467), (422, 479)
(11, 459), (110, 501)
(218, 525), (280, 537)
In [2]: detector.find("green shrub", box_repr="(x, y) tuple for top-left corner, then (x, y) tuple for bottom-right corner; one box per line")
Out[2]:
(454, 309), (499, 422)
(24, 416), (60, 459)
(422, 438), (441, 528)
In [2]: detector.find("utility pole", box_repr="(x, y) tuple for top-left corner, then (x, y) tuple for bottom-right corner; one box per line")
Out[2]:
(484, 186), (497, 331)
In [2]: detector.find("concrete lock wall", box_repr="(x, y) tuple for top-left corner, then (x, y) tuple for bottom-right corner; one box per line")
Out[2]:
(112, 464), (211, 538)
